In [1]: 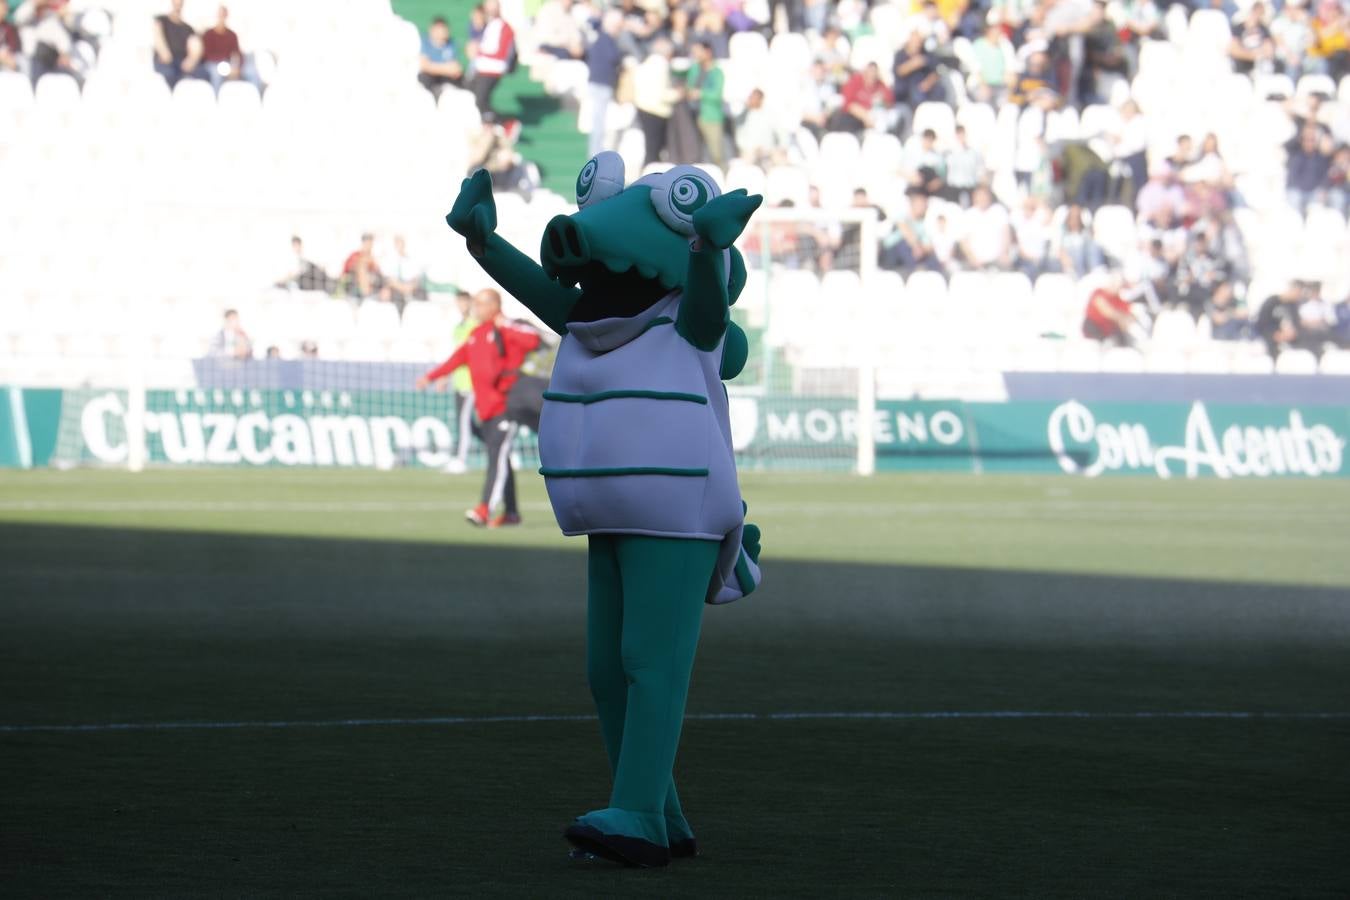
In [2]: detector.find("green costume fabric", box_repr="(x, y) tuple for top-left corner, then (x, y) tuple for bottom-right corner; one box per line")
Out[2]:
(583, 534), (721, 845)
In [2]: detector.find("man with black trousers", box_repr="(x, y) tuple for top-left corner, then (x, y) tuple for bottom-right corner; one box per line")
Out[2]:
(417, 288), (540, 528)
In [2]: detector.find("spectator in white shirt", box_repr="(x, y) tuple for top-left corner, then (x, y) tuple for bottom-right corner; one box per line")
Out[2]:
(634, 38), (680, 167)
(533, 0), (584, 59)
(944, 125), (985, 205)
(379, 235), (427, 311)
(798, 59), (838, 139)
(735, 88), (781, 167)
(1011, 194), (1055, 276)
(959, 184), (1013, 270)
(209, 309), (253, 360)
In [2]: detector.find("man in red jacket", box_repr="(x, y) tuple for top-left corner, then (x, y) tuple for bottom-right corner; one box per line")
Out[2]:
(417, 288), (540, 527)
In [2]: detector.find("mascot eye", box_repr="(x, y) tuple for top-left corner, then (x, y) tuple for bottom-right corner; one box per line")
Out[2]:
(576, 151), (625, 208)
(650, 166), (720, 235)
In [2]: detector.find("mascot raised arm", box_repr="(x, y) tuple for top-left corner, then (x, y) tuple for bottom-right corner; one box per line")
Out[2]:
(445, 153), (764, 868)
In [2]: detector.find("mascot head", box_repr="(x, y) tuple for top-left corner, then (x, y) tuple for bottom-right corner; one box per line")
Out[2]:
(540, 152), (748, 323)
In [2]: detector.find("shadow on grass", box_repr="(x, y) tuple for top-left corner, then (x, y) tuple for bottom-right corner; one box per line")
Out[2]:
(2, 524), (1349, 896)
(2, 521), (1348, 725)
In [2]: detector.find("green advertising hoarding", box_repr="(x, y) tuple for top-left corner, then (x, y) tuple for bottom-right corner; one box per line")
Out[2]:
(3, 387), (1347, 478)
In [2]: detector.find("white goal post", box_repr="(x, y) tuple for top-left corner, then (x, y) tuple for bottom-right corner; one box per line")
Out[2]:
(735, 205), (881, 476)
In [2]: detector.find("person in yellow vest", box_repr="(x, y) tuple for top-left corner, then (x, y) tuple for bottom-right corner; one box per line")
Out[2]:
(444, 290), (478, 474)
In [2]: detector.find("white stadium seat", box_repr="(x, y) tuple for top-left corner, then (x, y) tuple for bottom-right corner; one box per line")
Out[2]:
(764, 166), (810, 207)
(1254, 74), (1295, 102)
(905, 271), (947, 305)
(725, 160), (766, 195)
(355, 299), (401, 339)
(912, 102), (956, 144)
(0, 70), (33, 114)
(818, 131), (861, 170)
(820, 270), (861, 301)
(1059, 342), (1103, 372)
(1150, 310), (1197, 349)
(1230, 351), (1275, 374)
(1187, 345), (1232, 374)
(770, 270), (821, 306)
(1079, 104), (1118, 138)
(1092, 206), (1137, 260)
(1319, 349), (1350, 374)
(1101, 346), (1145, 372)
(728, 31), (769, 65)
(768, 32), (811, 71)
(217, 80), (261, 118)
(34, 73), (80, 110)
(1144, 348), (1190, 373)
(1274, 349), (1319, 375)
(1297, 74), (1337, 99)
(172, 77), (216, 116)
(1186, 9), (1232, 57)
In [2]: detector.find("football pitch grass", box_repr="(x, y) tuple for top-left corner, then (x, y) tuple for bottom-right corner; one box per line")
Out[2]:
(1, 469), (1348, 898)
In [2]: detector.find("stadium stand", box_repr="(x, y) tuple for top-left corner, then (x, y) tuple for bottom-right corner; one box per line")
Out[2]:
(4, 0), (1350, 403)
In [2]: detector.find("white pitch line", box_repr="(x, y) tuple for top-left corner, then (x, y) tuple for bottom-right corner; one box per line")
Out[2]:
(2, 499), (1348, 522)
(2, 710), (1348, 735)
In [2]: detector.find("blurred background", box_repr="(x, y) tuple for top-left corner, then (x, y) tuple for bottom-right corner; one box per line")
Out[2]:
(2, 0), (1349, 473)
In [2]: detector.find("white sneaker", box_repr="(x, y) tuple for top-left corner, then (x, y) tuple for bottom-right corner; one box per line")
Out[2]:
(442, 458), (468, 474)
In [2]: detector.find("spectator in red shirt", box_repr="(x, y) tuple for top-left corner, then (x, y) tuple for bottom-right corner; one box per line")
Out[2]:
(416, 289), (541, 528)
(340, 233), (383, 299)
(199, 5), (259, 92)
(1082, 275), (1143, 345)
(0, 1), (21, 74)
(826, 62), (894, 135)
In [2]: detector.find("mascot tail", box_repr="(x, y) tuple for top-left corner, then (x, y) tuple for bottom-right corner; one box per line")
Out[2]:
(706, 508), (763, 605)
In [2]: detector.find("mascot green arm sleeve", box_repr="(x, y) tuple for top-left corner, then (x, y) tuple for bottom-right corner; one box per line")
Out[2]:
(473, 232), (579, 336)
(446, 168), (578, 336)
(676, 243), (729, 352)
(677, 190), (762, 352)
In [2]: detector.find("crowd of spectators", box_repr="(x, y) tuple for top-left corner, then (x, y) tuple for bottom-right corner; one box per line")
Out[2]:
(415, 0), (516, 113)
(403, 0), (1348, 358)
(1, 0), (106, 84)
(151, 0), (261, 92)
(275, 232), (430, 313)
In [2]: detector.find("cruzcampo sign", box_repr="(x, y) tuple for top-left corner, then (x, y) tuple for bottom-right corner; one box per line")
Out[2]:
(4, 388), (1347, 478)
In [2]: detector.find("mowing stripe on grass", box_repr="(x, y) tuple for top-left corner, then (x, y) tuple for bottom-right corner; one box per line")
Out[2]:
(3, 710), (1348, 734)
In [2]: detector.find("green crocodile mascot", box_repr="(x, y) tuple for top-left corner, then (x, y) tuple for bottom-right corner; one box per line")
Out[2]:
(445, 153), (764, 868)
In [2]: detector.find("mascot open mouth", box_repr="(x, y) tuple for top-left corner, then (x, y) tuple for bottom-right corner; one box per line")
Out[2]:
(545, 256), (677, 323)
(540, 209), (681, 323)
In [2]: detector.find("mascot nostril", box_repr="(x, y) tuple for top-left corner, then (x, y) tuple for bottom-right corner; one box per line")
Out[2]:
(444, 158), (764, 869)
(564, 222), (584, 258)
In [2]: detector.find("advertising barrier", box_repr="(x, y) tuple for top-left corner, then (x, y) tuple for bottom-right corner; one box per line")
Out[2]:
(3, 386), (1347, 478)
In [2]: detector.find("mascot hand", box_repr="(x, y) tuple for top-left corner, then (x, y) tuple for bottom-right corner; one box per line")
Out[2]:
(446, 168), (498, 255)
(692, 189), (763, 251)
(741, 522), (762, 564)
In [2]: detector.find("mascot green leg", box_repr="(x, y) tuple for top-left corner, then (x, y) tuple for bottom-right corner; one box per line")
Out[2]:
(582, 534), (720, 848)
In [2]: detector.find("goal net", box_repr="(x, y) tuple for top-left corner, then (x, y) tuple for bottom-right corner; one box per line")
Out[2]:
(731, 204), (882, 475)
